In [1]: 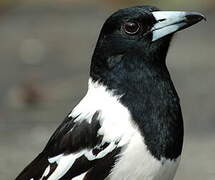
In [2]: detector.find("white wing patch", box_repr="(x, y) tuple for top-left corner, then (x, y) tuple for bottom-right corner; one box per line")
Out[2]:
(47, 152), (84, 180)
(45, 142), (118, 180)
(41, 78), (138, 179)
(40, 165), (50, 179)
(48, 154), (63, 164)
(70, 78), (137, 146)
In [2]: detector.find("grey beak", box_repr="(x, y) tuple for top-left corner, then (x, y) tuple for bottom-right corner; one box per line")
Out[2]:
(151, 11), (206, 41)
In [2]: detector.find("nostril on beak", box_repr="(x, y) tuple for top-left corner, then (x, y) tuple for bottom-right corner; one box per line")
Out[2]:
(157, 18), (166, 22)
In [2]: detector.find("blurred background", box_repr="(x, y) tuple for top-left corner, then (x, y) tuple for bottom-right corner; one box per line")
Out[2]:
(0, 0), (214, 179)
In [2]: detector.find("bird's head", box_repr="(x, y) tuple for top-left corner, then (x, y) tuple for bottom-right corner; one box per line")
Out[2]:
(88, 6), (205, 160)
(90, 5), (205, 87)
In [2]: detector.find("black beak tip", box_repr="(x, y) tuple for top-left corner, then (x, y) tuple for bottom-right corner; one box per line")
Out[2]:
(202, 15), (207, 21)
(185, 12), (207, 23)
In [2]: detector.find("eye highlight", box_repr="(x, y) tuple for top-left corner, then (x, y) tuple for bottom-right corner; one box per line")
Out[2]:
(123, 22), (140, 35)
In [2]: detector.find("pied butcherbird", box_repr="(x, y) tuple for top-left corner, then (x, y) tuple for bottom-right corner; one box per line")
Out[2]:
(16, 5), (205, 180)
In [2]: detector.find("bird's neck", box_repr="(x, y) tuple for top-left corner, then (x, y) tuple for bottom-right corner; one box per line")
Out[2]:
(90, 55), (183, 160)
(120, 72), (184, 160)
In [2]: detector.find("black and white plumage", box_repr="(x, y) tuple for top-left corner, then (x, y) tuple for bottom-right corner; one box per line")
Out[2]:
(16, 6), (205, 180)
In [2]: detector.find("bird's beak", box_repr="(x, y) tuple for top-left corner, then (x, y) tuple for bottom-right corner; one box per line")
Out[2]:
(151, 11), (206, 41)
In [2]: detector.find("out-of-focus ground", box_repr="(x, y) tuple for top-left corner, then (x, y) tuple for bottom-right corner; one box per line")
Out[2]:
(0, 1), (214, 180)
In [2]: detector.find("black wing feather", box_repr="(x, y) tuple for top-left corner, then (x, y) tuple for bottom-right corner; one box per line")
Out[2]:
(43, 111), (101, 156)
(16, 111), (120, 180)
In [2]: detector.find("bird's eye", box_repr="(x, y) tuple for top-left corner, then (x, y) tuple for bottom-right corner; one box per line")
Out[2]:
(123, 22), (140, 35)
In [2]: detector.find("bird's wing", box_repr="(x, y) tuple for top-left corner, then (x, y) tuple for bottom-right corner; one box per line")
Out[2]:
(16, 111), (122, 180)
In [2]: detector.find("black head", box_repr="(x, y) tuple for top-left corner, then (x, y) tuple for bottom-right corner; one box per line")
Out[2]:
(90, 5), (205, 86)
(93, 6), (165, 59)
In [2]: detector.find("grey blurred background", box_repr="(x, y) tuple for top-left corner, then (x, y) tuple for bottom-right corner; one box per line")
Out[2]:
(0, 0), (214, 179)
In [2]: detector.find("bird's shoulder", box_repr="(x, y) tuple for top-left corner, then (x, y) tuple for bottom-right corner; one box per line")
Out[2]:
(45, 80), (135, 156)
(39, 80), (136, 179)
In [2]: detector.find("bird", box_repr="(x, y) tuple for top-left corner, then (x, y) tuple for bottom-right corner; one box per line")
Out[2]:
(16, 5), (205, 180)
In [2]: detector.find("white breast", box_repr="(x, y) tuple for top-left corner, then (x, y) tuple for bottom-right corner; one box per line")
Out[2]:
(108, 132), (180, 180)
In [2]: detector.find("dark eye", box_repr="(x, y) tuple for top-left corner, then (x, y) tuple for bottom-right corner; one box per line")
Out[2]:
(123, 22), (140, 35)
